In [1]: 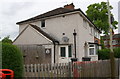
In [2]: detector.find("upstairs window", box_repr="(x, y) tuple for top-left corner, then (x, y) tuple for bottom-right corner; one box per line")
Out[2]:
(90, 27), (94, 35)
(89, 24), (94, 36)
(41, 20), (45, 28)
(94, 30), (97, 37)
(83, 19), (87, 28)
(98, 33), (100, 39)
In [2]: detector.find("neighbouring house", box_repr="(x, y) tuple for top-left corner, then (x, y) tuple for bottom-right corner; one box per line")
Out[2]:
(102, 33), (120, 48)
(13, 3), (101, 64)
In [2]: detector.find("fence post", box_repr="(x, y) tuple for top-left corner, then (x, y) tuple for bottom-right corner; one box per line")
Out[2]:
(118, 58), (120, 79)
(68, 62), (72, 77)
(37, 64), (40, 77)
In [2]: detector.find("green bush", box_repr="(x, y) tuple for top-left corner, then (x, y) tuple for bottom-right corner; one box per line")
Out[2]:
(98, 49), (110, 60)
(2, 43), (24, 77)
(98, 48), (120, 60)
(114, 48), (120, 58)
(2, 36), (12, 44)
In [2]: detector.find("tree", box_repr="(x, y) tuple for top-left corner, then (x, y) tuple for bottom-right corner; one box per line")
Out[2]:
(100, 36), (105, 49)
(2, 43), (24, 77)
(2, 36), (12, 44)
(86, 2), (118, 34)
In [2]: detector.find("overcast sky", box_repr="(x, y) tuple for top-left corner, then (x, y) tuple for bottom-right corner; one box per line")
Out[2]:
(0, 0), (120, 40)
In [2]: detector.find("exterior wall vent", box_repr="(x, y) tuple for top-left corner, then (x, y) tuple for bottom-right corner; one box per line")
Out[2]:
(62, 37), (69, 43)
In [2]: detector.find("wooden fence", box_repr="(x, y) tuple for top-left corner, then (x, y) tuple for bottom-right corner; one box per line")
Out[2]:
(24, 59), (120, 78)
(17, 45), (46, 64)
(24, 63), (71, 77)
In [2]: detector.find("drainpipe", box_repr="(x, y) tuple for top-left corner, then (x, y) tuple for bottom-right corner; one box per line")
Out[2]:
(73, 29), (77, 58)
(71, 29), (78, 63)
(53, 41), (59, 63)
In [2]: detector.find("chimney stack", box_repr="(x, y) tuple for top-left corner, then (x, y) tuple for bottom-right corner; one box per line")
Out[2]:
(64, 3), (75, 10)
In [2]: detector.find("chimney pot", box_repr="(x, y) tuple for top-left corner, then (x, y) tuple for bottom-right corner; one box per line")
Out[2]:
(64, 3), (75, 10)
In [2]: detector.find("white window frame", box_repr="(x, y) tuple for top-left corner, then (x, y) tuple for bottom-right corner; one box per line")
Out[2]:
(95, 31), (97, 37)
(90, 27), (93, 35)
(88, 44), (96, 56)
(98, 33), (100, 39)
(59, 45), (72, 58)
(97, 32), (99, 38)
(41, 20), (45, 28)
(59, 45), (68, 58)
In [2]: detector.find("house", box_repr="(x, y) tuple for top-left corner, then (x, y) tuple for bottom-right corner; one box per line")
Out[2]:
(13, 3), (101, 63)
(102, 33), (120, 48)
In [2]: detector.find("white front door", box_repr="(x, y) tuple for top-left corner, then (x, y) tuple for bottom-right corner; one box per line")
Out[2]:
(59, 45), (72, 63)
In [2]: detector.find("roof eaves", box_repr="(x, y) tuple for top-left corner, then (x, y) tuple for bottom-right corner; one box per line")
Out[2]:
(16, 8), (80, 25)
(16, 8), (101, 33)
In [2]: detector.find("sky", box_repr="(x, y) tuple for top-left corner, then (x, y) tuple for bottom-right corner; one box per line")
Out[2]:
(0, 0), (120, 40)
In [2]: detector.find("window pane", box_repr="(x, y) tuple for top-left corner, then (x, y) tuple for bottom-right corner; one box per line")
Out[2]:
(41, 20), (45, 27)
(68, 45), (72, 57)
(83, 19), (87, 28)
(95, 45), (98, 55)
(60, 47), (66, 57)
(89, 48), (94, 55)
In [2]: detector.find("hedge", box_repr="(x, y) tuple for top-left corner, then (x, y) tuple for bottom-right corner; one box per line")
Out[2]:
(2, 43), (24, 77)
(98, 48), (120, 60)
(98, 49), (110, 60)
(114, 48), (120, 58)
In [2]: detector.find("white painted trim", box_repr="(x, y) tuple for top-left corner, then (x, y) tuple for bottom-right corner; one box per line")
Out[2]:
(88, 44), (96, 56)
(29, 25), (53, 43)
(59, 45), (69, 58)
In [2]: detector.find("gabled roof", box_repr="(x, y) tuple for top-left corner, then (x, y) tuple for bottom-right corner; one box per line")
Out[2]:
(16, 7), (101, 33)
(30, 24), (59, 44)
(16, 7), (76, 24)
(13, 24), (59, 44)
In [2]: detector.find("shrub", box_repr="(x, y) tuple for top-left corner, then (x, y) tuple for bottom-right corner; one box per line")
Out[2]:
(98, 49), (110, 60)
(2, 36), (12, 44)
(114, 48), (120, 58)
(98, 48), (120, 60)
(2, 43), (24, 77)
